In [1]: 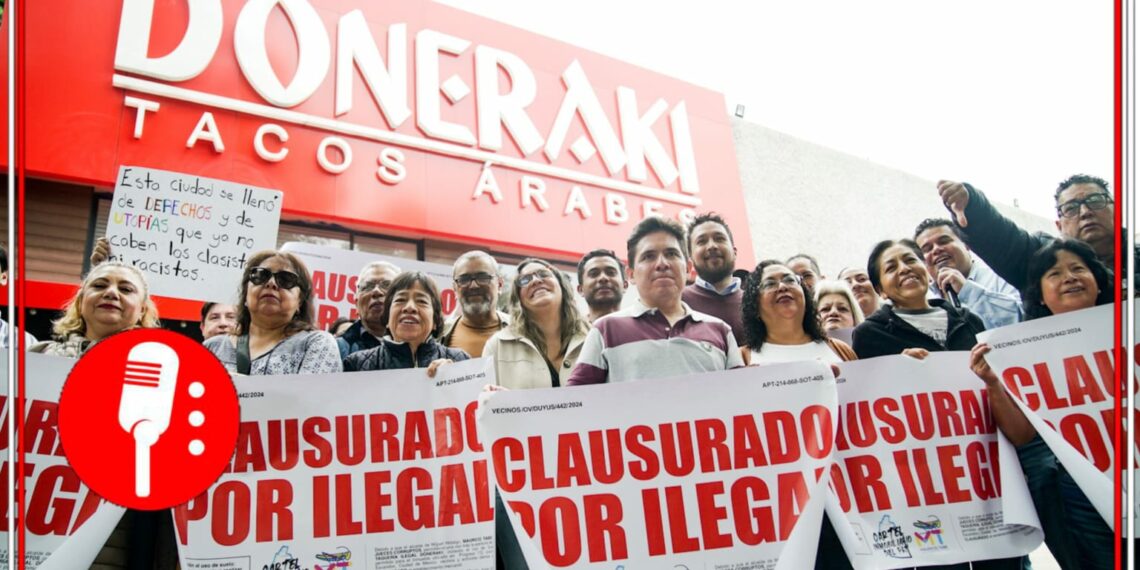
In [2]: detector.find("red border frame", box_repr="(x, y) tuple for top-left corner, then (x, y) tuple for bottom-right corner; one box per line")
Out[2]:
(1114, 0), (1125, 567)
(15, 0), (26, 565)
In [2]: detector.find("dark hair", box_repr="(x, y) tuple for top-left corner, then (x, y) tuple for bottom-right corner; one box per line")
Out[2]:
(686, 212), (735, 251)
(235, 250), (317, 336)
(741, 260), (826, 350)
(0, 244), (7, 273)
(1054, 174), (1110, 204)
(913, 218), (963, 241)
(200, 302), (217, 320)
(510, 258), (588, 358)
(786, 253), (821, 275)
(732, 268), (751, 282)
(626, 216), (688, 268)
(866, 239), (923, 294)
(382, 271), (445, 338)
(577, 249), (625, 283)
(328, 317), (353, 335)
(1023, 239), (1113, 320)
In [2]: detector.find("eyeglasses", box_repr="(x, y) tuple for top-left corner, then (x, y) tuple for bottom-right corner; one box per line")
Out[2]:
(455, 272), (495, 287)
(247, 267), (301, 290)
(357, 279), (392, 294)
(758, 274), (801, 292)
(517, 268), (555, 288)
(1057, 193), (1112, 218)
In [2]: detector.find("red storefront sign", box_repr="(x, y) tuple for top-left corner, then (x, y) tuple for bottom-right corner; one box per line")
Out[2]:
(4, 0), (752, 310)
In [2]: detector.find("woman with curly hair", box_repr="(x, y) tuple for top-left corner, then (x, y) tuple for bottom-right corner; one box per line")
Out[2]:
(205, 250), (341, 375)
(741, 260), (855, 365)
(31, 261), (160, 356)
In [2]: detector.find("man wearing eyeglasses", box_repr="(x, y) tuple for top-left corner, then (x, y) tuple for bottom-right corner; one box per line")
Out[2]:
(440, 250), (509, 357)
(337, 260), (401, 359)
(937, 174), (1127, 294)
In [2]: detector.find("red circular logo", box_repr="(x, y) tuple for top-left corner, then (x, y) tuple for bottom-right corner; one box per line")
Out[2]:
(58, 329), (240, 510)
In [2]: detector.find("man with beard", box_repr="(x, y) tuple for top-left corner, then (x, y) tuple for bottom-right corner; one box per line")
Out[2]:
(938, 174), (1132, 292)
(441, 250), (509, 357)
(337, 261), (400, 359)
(838, 267), (882, 318)
(681, 212), (745, 343)
(576, 249), (627, 323)
(568, 216), (742, 385)
(914, 218), (1021, 329)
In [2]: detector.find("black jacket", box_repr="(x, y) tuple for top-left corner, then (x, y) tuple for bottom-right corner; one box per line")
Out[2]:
(336, 320), (383, 360)
(343, 337), (470, 371)
(852, 299), (985, 359)
(952, 183), (1130, 292)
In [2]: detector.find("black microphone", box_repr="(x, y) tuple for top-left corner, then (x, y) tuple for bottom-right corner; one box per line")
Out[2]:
(935, 260), (962, 308)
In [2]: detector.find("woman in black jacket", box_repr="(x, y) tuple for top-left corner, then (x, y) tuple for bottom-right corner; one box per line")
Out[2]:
(851, 239), (1022, 570)
(343, 271), (469, 371)
(852, 239), (985, 359)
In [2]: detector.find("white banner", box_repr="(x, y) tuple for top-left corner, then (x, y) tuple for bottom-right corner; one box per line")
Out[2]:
(108, 165), (283, 302)
(0, 354), (124, 570)
(477, 360), (838, 569)
(976, 304), (1128, 527)
(173, 358), (496, 570)
(829, 353), (1042, 569)
(280, 241), (457, 331)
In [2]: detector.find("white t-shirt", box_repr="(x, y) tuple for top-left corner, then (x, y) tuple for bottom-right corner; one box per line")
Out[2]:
(750, 340), (841, 365)
(894, 307), (949, 346)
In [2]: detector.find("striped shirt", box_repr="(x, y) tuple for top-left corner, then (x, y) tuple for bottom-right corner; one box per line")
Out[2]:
(566, 303), (743, 385)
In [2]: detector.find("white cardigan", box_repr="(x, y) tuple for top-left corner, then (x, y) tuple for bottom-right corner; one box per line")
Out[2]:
(482, 327), (587, 390)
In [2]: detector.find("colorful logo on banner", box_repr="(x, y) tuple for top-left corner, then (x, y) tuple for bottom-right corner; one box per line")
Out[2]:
(262, 545), (301, 570)
(313, 546), (352, 569)
(912, 516), (948, 551)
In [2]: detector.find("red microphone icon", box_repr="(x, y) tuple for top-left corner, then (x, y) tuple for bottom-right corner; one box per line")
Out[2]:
(118, 342), (180, 498)
(59, 329), (239, 510)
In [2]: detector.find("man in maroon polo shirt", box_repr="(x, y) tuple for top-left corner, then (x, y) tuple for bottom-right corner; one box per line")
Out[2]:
(567, 216), (743, 385)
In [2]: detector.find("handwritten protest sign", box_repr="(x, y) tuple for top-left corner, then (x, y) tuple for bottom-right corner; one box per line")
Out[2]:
(977, 304), (1131, 527)
(173, 358), (495, 570)
(829, 354), (1042, 569)
(107, 166), (282, 302)
(477, 360), (838, 568)
(280, 242), (456, 330)
(0, 354), (124, 570)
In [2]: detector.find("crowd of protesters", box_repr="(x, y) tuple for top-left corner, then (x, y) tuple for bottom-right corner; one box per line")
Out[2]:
(12, 173), (1128, 569)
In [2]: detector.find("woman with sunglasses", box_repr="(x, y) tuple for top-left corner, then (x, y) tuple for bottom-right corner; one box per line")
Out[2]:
(342, 271), (469, 372)
(205, 250), (342, 375)
(482, 258), (589, 570)
(971, 239), (1114, 570)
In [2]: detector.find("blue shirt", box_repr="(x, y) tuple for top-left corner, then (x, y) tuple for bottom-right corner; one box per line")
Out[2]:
(929, 257), (1022, 329)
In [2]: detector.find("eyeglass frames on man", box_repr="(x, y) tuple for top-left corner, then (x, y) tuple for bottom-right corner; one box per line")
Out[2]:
(1057, 193), (1111, 218)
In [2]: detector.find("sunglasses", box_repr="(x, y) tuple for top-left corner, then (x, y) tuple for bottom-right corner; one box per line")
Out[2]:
(247, 267), (301, 290)
(455, 272), (495, 287)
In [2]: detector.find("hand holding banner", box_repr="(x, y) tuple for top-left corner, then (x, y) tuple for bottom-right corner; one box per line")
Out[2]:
(828, 353), (1042, 569)
(174, 358), (496, 570)
(976, 304), (1128, 527)
(478, 360), (839, 569)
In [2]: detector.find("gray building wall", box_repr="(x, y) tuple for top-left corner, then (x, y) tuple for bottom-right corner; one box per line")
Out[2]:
(732, 118), (1056, 277)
